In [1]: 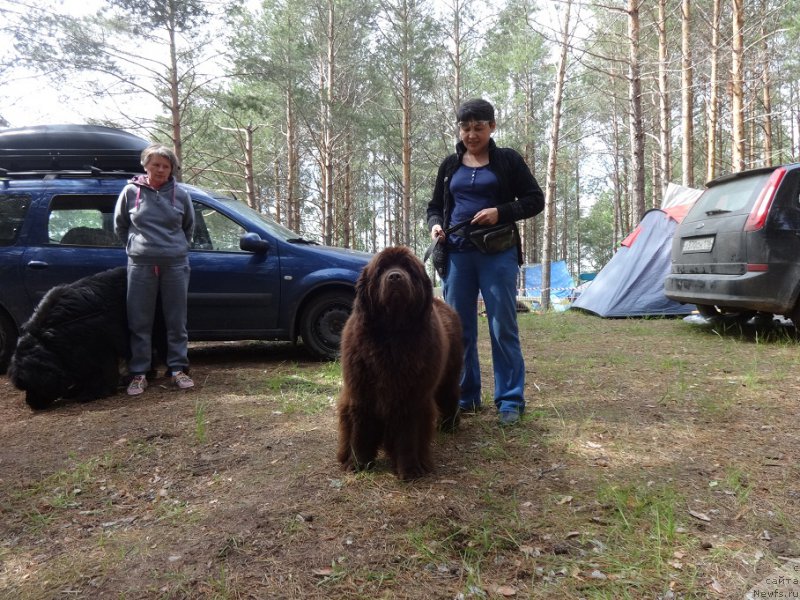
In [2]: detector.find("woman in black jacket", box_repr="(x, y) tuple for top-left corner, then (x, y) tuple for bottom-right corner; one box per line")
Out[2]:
(427, 99), (544, 426)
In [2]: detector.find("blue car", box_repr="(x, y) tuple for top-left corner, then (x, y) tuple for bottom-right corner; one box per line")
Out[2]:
(0, 125), (372, 372)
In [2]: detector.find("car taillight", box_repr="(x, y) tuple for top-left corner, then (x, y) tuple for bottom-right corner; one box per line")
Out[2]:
(746, 263), (769, 272)
(744, 167), (786, 232)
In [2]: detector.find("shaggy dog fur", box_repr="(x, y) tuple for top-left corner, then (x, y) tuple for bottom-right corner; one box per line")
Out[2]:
(336, 246), (463, 480)
(9, 267), (165, 410)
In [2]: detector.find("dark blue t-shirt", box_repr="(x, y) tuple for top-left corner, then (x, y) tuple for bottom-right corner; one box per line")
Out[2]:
(448, 164), (499, 250)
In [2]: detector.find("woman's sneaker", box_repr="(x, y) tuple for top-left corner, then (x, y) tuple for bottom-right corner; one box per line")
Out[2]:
(172, 371), (194, 389)
(498, 410), (521, 427)
(127, 374), (148, 396)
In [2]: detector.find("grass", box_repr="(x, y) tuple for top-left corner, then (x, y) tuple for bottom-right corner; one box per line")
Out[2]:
(3, 311), (800, 598)
(723, 467), (752, 504)
(261, 362), (343, 415)
(194, 399), (208, 443)
(11, 454), (114, 519)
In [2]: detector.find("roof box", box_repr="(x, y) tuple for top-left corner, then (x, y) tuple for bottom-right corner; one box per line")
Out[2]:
(0, 124), (149, 173)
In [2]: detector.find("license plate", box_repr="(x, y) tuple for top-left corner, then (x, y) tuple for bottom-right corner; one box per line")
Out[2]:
(682, 236), (714, 253)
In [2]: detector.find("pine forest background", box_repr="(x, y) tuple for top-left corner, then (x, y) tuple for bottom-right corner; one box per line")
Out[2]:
(3, 0), (800, 300)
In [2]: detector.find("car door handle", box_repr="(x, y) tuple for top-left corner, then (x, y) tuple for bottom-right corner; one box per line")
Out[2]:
(26, 261), (49, 269)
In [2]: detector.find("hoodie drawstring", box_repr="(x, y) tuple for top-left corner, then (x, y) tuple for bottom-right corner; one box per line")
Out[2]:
(133, 180), (176, 210)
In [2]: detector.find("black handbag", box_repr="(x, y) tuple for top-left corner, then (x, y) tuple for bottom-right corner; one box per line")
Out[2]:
(424, 237), (449, 278)
(468, 222), (518, 254)
(430, 241), (448, 277)
(423, 220), (470, 278)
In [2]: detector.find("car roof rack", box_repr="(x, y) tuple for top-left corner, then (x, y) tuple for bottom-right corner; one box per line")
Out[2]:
(0, 168), (142, 187)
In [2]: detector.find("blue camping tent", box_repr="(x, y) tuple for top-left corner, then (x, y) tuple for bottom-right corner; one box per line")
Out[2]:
(523, 260), (575, 311)
(572, 203), (696, 317)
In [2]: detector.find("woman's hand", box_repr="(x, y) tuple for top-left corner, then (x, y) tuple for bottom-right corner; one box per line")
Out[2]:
(471, 207), (499, 226)
(431, 225), (444, 241)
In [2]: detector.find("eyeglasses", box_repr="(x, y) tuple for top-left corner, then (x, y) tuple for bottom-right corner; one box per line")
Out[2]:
(457, 120), (492, 132)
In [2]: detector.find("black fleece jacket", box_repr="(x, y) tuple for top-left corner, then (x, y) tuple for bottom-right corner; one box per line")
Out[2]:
(426, 138), (545, 264)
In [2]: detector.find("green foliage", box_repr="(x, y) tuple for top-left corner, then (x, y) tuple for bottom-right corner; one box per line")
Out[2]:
(5, 0), (800, 258)
(107, 0), (211, 32)
(579, 192), (615, 271)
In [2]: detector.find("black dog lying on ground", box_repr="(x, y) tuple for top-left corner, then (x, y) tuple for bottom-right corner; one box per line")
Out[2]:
(9, 267), (166, 410)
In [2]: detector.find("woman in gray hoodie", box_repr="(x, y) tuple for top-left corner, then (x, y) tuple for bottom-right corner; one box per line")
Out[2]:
(114, 143), (195, 396)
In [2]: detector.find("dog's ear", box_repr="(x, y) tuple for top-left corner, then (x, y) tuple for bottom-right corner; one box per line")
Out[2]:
(397, 248), (433, 318)
(353, 262), (374, 314)
(417, 261), (434, 316)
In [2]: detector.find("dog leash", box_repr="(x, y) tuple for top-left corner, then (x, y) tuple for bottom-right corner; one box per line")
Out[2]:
(423, 219), (472, 263)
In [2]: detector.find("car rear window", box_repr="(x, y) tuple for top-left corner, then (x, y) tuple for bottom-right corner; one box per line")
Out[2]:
(0, 194), (30, 246)
(692, 172), (772, 215)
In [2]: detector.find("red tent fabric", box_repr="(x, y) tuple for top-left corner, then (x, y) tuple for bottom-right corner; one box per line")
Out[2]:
(621, 203), (694, 248)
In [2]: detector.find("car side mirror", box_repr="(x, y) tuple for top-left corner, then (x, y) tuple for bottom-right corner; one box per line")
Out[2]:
(240, 232), (269, 253)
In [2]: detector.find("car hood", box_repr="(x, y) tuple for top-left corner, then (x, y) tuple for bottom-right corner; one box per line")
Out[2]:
(286, 241), (373, 266)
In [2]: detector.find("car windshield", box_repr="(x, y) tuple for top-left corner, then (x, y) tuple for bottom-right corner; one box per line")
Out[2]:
(694, 172), (772, 214)
(212, 197), (312, 242)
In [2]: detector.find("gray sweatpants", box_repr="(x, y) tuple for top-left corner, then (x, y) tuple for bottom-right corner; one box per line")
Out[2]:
(126, 261), (190, 375)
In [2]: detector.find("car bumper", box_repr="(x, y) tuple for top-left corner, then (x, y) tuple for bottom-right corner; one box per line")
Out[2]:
(664, 269), (798, 314)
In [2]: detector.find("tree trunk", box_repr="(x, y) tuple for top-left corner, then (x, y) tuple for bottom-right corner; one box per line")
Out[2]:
(286, 88), (300, 232)
(628, 0), (645, 221)
(681, 0), (693, 187)
(657, 0), (671, 196)
(523, 91), (536, 263)
(611, 90), (623, 247)
(760, 0), (773, 166)
(244, 125), (256, 210)
(383, 181), (390, 248)
(273, 159), (281, 220)
(574, 156), (580, 276)
(731, 0), (745, 171)
(706, 0), (721, 181)
(343, 131), (352, 247)
(323, 0), (336, 245)
(541, 0), (571, 311)
(452, 0), (463, 106)
(560, 180), (568, 261)
(401, 39), (412, 244)
(652, 147), (661, 209)
(167, 8), (182, 180)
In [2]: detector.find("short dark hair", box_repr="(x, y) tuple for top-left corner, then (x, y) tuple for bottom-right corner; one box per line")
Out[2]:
(457, 99), (495, 123)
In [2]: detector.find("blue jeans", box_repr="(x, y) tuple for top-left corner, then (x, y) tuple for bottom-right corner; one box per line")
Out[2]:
(443, 246), (525, 414)
(127, 261), (190, 374)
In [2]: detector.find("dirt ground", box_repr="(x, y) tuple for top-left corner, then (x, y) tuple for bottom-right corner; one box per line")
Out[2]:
(1, 312), (800, 599)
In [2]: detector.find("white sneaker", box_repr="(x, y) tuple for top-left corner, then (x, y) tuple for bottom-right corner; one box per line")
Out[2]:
(127, 374), (147, 396)
(172, 371), (194, 389)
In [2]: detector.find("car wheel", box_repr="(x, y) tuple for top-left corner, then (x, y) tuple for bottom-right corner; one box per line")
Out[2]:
(300, 290), (354, 361)
(725, 310), (757, 323)
(789, 302), (800, 329)
(0, 311), (18, 375)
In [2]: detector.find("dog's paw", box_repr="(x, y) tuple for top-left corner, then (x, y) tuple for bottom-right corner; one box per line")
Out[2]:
(25, 391), (57, 411)
(397, 463), (431, 481)
(340, 456), (373, 473)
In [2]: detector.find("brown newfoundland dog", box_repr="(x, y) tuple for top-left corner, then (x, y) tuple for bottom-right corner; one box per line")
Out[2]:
(336, 246), (463, 480)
